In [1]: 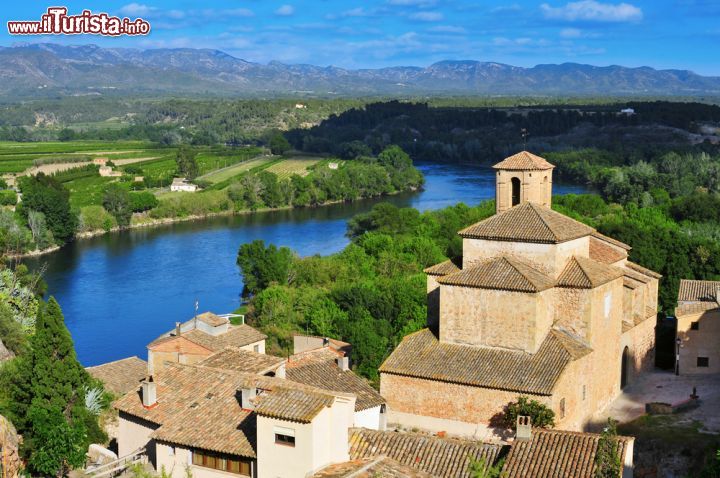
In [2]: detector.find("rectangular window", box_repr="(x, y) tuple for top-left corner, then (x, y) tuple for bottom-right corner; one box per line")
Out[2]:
(559, 398), (566, 419)
(253, 344), (260, 353)
(275, 433), (296, 446)
(192, 449), (252, 475)
(697, 357), (709, 367)
(604, 293), (612, 319)
(691, 321), (699, 330)
(582, 385), (586, 401)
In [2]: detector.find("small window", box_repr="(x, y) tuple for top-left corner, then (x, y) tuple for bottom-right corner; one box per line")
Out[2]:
(697, 357), (709, 367)
(168, 446), (175, 456)
(275, 433), (295, 447)
(559, 398), (566, 419)
(604, 293), (612, 319)
(253, 344), (260, 353)
(582, 385), (586, 401)
(691, 321), (699, 330)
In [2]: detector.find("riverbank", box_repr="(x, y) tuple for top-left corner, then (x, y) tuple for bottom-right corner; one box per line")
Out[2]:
(13, 189), (417, 259)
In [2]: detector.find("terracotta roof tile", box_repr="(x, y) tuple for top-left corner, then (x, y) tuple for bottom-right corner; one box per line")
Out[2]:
(349, 428), (504, 478)
(502, 428), (632, 478)
(147, 336), (213, 355)
(459, 202), (594, 244)
(313, 456), (434, 478)
(149, 324), (266, 353)
(591, 232), (631, 251)
(493, 151), (555, 171)
(86, 357), (148, 395)
(423, 258), (462, 276)
(286, 359), (385, 412)
(623, 268), (651, 285)
(196, 312), (228, 327)
(626, 261), (661, 279)
(253, 387), (336, 423)
(437, 256), (554, 293)
(556, 256), (624, 289)
(198, 347), (284, 375)
(589, 237), (626, 264)
(379, 329), (589, 396)
(678, 279), (720, 302)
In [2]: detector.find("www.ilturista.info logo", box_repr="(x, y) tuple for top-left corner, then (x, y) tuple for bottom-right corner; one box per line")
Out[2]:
(7, 7), (151, 36)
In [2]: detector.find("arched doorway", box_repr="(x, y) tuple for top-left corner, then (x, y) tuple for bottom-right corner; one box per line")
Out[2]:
(511, 177), (521, 206)
(621, 346), (629, 389)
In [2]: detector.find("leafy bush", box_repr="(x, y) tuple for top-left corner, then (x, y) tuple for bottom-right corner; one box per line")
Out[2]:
(129, 192), (159, 212)
(0, 190), (17, 206)
(149, 190), (231, 219)
(501, 396), (555, 429)
(78, 206), (117, 232)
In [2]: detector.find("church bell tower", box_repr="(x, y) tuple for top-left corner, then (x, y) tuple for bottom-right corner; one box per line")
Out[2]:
(493, 151), (555, 214)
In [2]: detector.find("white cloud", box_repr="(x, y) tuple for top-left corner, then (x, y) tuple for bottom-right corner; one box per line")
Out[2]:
(541, 1), (642, 22)
(428, 25), (467, 33)
(387, 0), (436, 6)
(560, 27), (582, 37)
(119, 3), (154, 17)
(275, 5), (295, 16)
(410, 11), (444, 21)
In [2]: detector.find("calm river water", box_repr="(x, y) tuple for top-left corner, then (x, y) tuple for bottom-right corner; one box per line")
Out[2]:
(24, 163), (588, 365)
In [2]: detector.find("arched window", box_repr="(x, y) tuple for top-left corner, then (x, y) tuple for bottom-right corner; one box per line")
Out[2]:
(621, 346), (630, 389)
(511, 177), (521, 206)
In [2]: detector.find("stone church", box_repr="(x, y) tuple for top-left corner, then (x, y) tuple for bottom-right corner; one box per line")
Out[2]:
(380, 151), (660, 438)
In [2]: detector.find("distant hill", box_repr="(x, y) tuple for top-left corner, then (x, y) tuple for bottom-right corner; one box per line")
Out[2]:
(1, 43), (719, 98)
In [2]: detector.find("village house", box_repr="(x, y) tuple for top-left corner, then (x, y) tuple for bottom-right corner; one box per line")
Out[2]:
(675, 279), (720, 373)
(170, 178), (198, 192)
(99, 165), (122, 177)
(147, 312), (266, 374)
(379, 151), (661, 437)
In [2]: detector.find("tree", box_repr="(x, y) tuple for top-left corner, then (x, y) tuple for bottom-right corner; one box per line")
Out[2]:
(27, 210), (55, 250)
(3, 298), (104, 476)
(175, 146), (199, 179)
(501, 396), (555, 429)
(129, 192), (159, 212)
(594, 418), (622, 478)
(103, 184), (132, 227)
(268, 132), (291, 155)
(237, 240), (294, 295)
(18, 174), (76, 244)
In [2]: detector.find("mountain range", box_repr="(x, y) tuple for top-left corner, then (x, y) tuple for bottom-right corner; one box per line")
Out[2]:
(1, 43), (719, 98)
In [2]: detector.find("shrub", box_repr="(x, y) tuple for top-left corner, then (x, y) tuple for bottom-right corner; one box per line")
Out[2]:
(501, 396), (555, 429)
(149, 190), (231, 219)
(129, 192), (159, 212)
(78, 206), (117, 232)
(0, 190), (17, 206)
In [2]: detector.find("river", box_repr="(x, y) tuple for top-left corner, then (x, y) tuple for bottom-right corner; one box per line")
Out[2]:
(24, 162), (589, 366)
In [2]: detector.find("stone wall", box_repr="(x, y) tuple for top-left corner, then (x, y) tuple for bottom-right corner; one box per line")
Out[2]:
(677, 308), (719, 374)
(495, 169), (553, 214)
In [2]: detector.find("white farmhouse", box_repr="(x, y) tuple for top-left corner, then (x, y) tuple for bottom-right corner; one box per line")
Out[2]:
(170, 178), (198, 192)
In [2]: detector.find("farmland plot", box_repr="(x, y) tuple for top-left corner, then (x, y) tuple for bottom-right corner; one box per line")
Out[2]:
(265, 157), (322, 180)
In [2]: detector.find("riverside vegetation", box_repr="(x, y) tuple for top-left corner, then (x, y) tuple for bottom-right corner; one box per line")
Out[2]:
(0, 143), (423, 255)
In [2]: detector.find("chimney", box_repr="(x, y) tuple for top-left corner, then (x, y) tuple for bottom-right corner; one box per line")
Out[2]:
(141, 376), (157, 408)
(241, 388), (256, 410)
(336, 356), (350, 371)
(275, 362), (286, 379)
(175, 322), (181, 337)
(516, 415), (532, 441)
(323, 337), (330, 347)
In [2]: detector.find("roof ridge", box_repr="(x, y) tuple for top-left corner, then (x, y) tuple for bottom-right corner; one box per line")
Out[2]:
(530, 202), (557, 241)
(502, 255), (543, 291)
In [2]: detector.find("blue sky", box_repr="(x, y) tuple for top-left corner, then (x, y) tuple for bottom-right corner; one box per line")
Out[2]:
(2, 1), (719, 74)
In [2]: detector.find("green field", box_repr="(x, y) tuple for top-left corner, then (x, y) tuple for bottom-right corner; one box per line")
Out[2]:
(65, 176), (122, 209)
(199, 157), (273, 184)
(264, 157), (323, 180)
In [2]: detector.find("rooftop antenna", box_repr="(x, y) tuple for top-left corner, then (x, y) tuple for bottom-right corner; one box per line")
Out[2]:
(521, 128), (529, 150)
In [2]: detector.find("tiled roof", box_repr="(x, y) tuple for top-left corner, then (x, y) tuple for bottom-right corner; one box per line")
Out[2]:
(678, 279), (720, 302)
(437, 256), (554, 293)
(423, 258), (462, 276)
(556, 256), (624, 289)
(313, 456), (433, 478)
(623, 268), (651, 285)
(253, 387), (336, 423)
(379, 329), (591, 395)
(149, 324), (266, 352)
(589, 236), (626, 264)
(626, 261), (661, 279)
(198, 347), (284, 375)
(196, 312), (228, 327)
(623, 277), (641, 290)
(459, 202), (594, 244)
(502, 428), (632, 478)
(114, 363), (349, 456)
(591, 231), (631, 251)
(147, 336), (212, 355)
(349, 428), (504, 478)
(86, 356), (148, 395)
(286, 359), (385, 412)
(492, 151), (555, 171)
(114, 363), (257, 457)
